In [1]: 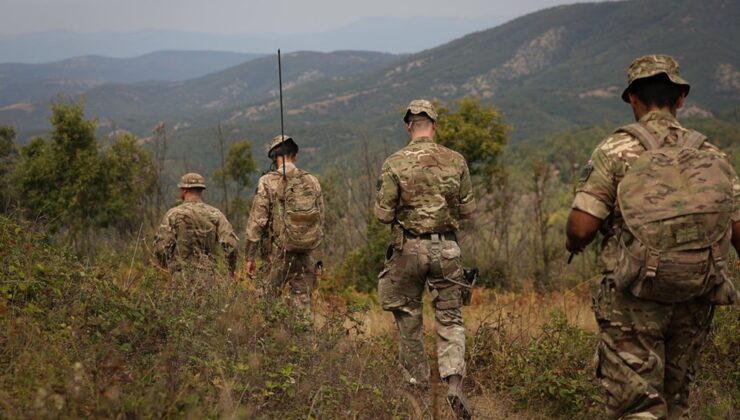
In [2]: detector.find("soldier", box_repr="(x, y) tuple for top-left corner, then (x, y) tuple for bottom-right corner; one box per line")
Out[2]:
(566, 55), (740, 419)
(244, 135), (324, 312)
(375, 99), (475, 419)
(153, 172), (238, 279)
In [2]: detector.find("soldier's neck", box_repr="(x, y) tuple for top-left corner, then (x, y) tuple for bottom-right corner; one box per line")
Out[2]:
(182, 193), (203, 203)
(633, 104), (676, 121)
(275, 157), (296, 168)
(277, 161), (296, 171)
(410, 135), (435, 143)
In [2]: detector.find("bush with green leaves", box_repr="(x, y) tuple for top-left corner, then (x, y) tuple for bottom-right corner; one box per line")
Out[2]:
(12, 98), (156, 237)
(0, 215), (415, 418)
(468, 310), (601, 418)
(436, 97), (509, 180)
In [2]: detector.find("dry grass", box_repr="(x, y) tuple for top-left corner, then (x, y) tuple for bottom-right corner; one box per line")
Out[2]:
(1, 215), (737, 419)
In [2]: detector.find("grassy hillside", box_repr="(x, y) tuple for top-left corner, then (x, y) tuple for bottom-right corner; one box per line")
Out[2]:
(1, 212), (737, 419)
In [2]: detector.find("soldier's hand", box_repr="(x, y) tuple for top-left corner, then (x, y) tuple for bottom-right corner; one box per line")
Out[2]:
(245, 260), (257, 278)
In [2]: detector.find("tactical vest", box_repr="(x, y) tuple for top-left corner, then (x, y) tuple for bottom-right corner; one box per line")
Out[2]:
(612, 123), (737, 304)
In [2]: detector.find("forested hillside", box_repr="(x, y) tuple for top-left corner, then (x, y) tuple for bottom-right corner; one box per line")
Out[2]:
(2, 0), (737, 173)
(243, 0), (738, 140)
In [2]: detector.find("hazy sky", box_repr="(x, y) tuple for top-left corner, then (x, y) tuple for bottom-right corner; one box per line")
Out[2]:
(2, 0), (608, 35)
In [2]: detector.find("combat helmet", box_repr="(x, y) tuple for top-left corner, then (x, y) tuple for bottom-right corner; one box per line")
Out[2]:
(622, 54), (691, 103)
(267, 134), (299, 158)
(404, 99), (438, 123)
(177, 172), (206, 189)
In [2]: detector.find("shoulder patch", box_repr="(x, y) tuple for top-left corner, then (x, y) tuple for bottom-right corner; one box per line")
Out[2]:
(579, 160), (594, 182)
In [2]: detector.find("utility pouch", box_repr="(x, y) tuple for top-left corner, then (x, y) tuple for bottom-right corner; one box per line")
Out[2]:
(391, 223), (404, 251)
(461, 267), (479, 306)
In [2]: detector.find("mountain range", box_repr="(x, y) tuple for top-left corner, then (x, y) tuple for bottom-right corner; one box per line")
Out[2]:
(0, 16), (508, 63)
(0, 51), (264, 109)
(240, 0), (738, 141)
(1, 0), (738, 173)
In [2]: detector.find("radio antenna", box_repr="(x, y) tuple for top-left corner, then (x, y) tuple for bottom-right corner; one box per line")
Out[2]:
(278, 49), (286, 180)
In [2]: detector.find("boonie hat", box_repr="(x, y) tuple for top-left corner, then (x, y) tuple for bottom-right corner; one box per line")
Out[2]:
(404, 99), (438, 123)
(177, 172), (206, 189)
(268, 134), (298, 157)
(622, 54), (690, 102)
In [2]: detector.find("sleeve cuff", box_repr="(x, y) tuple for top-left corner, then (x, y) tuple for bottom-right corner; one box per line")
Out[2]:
(732, 210), (740, 223)
(374, 203), (395, 223)
(572, 192), (610, 220)
(459, 199), (476, 216)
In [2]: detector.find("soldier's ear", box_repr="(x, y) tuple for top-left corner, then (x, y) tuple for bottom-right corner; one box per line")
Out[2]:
(676, 94), (686, 110)
(627, 91), (639, 107)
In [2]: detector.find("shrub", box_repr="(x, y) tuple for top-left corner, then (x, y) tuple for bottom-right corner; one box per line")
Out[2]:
(0, 216), (414, 418)
(468, 310), (600, 418)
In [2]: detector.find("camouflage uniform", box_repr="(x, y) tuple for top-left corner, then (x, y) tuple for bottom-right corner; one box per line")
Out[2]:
(154, 173), (238, 279)
(573, 56), (740, 419)
(244, 135), (324, 310)
(375, 100), (476, 384)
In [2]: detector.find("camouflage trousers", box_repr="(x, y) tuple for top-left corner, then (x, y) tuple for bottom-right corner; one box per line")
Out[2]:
(592, 276), (715, 420)
(378, 235), (466, 384)
(258, 249), (317, 312)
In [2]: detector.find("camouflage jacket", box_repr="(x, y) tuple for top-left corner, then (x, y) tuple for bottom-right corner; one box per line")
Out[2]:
(375, 136), (476, 235)
(244, 163), (324, 260)
(572, 110), (740, 271)
(153, 198), (238, 273)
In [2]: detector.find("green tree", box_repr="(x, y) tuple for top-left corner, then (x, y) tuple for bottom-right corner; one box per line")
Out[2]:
(436, 97), (509, 179)
(338, 216), (390, 292)
(13, 97), (156, 237)
(101, 134), (158, 232)
(0, 126), (18, 211)
(213, 139), (257, 225)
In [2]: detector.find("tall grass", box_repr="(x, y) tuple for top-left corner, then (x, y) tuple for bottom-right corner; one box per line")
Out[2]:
(1, 215), (737, 418)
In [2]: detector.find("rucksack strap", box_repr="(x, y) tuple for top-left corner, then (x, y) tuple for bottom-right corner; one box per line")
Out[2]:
(617, 123), (664, 151)
(679, 129), (707, 149)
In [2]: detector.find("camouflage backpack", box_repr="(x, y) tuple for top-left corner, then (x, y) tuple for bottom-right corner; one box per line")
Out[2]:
(613, 123), (736, 303)
(275, 170), (323, 253)
(174, 204), (219, 265)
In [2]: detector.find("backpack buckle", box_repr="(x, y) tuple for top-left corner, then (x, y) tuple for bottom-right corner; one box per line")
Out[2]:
(711, 242), (726, 270)
(645, 250), (660, 278)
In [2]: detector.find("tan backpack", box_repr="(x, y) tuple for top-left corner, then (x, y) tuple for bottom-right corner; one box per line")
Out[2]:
(275, 170), (323, 253)
(613, 123), (737, 304)
(174, 204), (218, 266)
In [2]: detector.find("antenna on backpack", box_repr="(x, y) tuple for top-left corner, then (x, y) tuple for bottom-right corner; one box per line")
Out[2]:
(278, 49), (286, 181)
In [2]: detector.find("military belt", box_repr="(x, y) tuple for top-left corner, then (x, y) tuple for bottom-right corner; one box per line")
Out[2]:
(403, 231), (457, 242)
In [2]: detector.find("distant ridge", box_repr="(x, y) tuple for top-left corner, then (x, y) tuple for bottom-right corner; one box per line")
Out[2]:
(1, 0), (738, 171)
(0, 16), (508, 63)
(0, 51), (263, 109)
(0, 50), (403, 140)
(0, 51), (262, 83)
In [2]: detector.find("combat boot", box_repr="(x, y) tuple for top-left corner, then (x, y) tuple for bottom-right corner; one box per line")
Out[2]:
(445, 374), (472, 419)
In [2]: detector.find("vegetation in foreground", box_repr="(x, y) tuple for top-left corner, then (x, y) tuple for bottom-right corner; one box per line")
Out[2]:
(1, 216), (738, 419)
